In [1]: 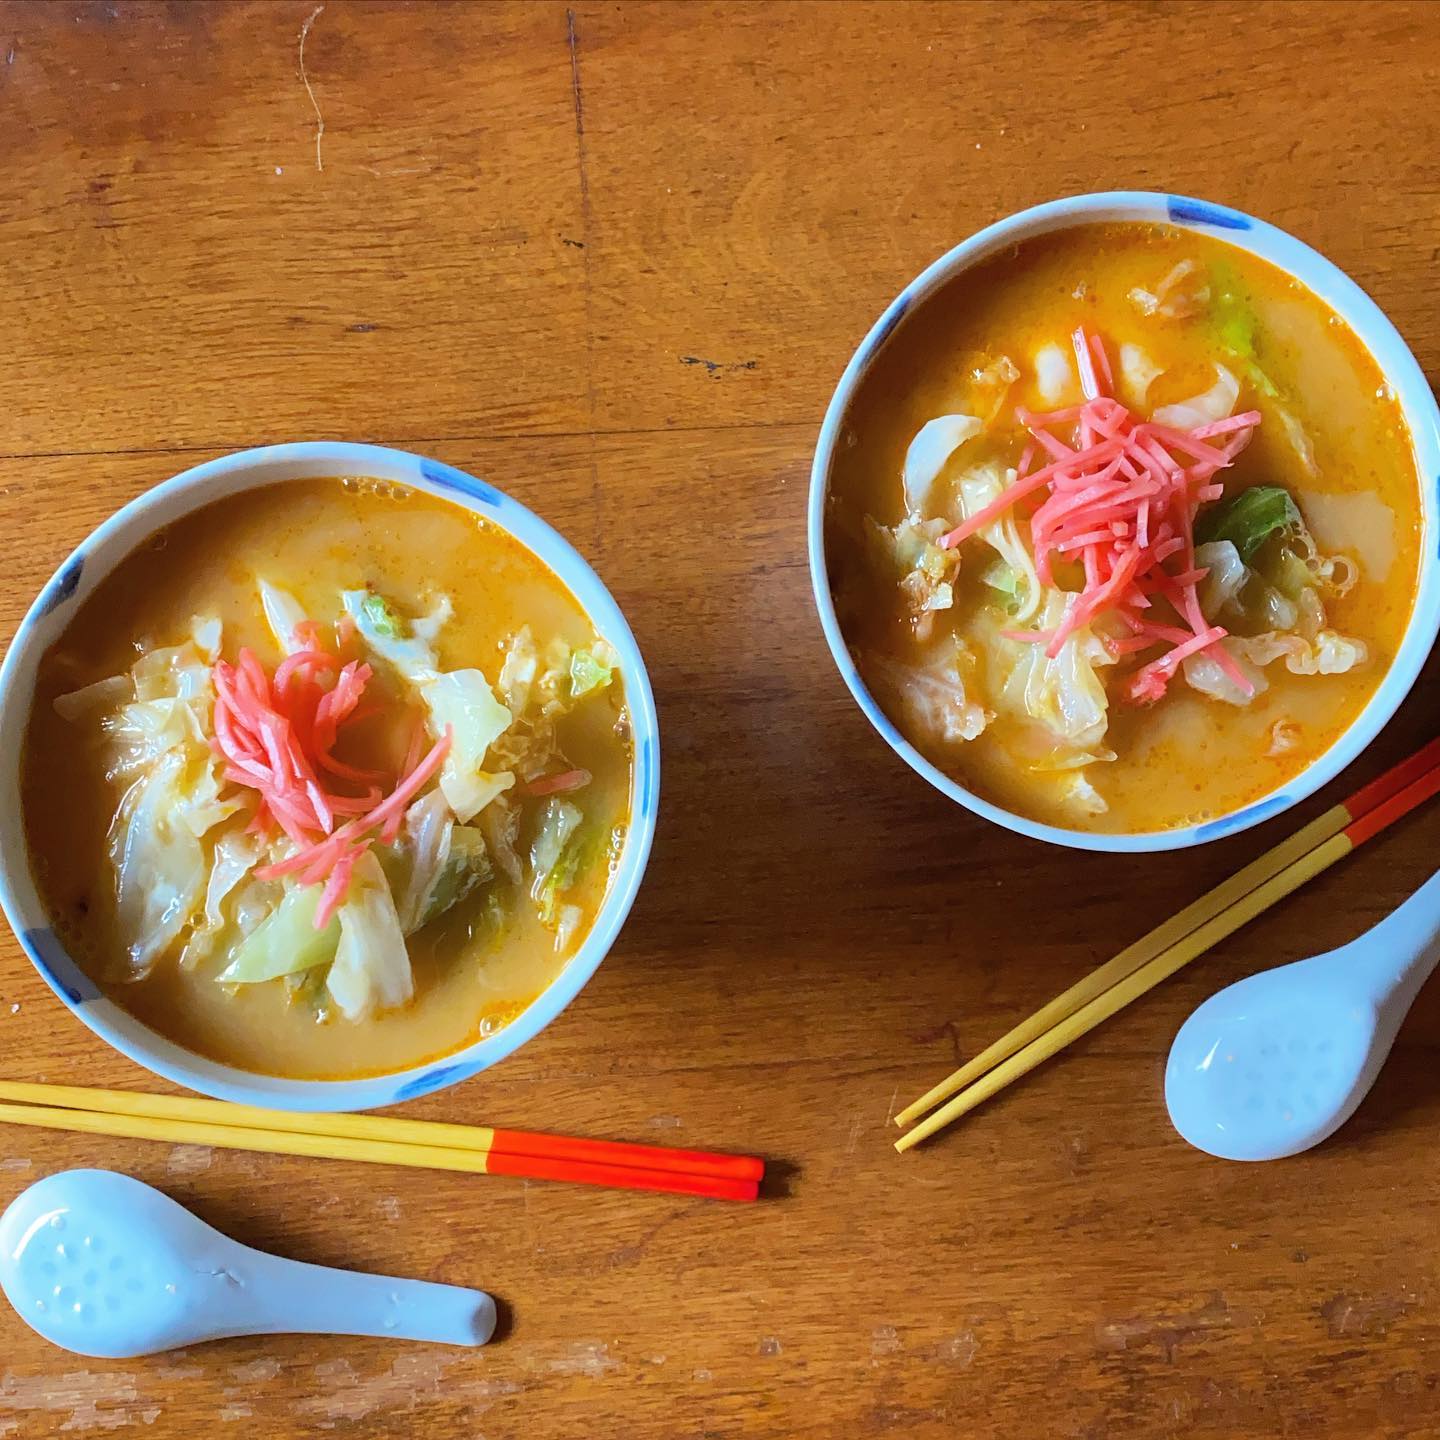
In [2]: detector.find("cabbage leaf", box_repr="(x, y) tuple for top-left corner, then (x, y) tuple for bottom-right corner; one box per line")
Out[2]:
(326, 851), (414, 1020)
(217, 883), (341, 985)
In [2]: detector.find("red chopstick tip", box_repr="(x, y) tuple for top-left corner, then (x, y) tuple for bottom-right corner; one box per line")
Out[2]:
(483, 1150), (759, 1201)
(489, 1127), (764, 1185)
(1343, 760), (1440, 850)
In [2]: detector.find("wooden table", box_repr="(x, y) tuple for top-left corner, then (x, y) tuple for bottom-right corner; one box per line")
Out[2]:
(3, 2), (1439, 1434)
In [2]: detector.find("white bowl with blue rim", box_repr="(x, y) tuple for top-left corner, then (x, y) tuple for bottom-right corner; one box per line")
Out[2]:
(809, 191), (1440, 853)
(0, 443), (661, 1110)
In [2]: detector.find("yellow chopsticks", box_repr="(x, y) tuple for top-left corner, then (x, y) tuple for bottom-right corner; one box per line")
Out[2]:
(895, 736), (1440, 1152)
(0, 1081), (763, 1201)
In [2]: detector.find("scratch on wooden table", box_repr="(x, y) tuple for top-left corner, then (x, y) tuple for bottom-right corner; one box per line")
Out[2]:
(543, 1342), (620, 1379)
(871, 1325), (901, 1356)
(228, 1360), (280, 1384)
(0, 1369), (143, 1432)
(166, 1144), (213, 1177)
(1319, 1290), (1413, 1339)
(845, 1114), (862, 1154)
(297, 1355), (520, 1423)
(217, 1396), (252, 1423)
(151, 1360), (202, 1383)
(1097, 1293), (1240, 1362)
(883, 1084), (900, 1126)
(757, 1336), (782, 1357)
(0, 1157), (31, 1173)
(297, 5), (326, 173)
(929, 1331), (978, 1367)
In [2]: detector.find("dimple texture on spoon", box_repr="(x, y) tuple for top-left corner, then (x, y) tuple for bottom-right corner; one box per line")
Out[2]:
(0, 1170), (496, 1358)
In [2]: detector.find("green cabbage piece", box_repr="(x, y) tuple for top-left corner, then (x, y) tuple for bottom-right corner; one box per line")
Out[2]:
(569, 647), (614, 699)
(362, 592), (404, 639)
(419, 827), (492, 928)
(217, 885), (340, 984)
(957, 462), (1042, 623)
(1209, 261), (1256, 356)
(537, 827), (595, 927)
(342, 588), (445, 682)
(345, 590), (514, 820)
(1195, 486), (1301, 564)
(529, 798), (581, 907)
(421, 669), (514, 822)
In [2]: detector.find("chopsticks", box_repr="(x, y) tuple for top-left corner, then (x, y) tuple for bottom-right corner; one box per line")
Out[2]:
(895, 736), (1440, 1152)
(0, 1082), (764, 1201)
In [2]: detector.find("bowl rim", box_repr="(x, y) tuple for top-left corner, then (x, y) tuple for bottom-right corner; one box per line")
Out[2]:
(0, 441), (660, 1110)
(808, 190), (1440, 852)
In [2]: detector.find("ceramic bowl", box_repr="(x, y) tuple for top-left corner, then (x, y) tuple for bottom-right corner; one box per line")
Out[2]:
(809, 191), (1440, 852)
(0, 442), (660, 1110)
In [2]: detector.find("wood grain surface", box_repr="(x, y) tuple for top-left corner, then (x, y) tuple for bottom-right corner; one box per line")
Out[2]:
(3, 2), (1440, 1435)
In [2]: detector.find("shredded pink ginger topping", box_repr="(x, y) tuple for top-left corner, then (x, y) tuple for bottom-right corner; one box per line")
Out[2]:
(940, 327), (1262, 703)
(211, 627), (451, 928)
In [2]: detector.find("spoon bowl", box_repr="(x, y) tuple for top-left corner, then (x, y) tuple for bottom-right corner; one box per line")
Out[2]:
(0, 1170), (496, 1358)
(1166, 868), (1440, 1162)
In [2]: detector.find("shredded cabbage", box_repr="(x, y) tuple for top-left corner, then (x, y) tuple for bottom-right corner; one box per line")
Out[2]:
(343, 590), (516, 821)
(1182, 641), (1270, 707)
(498, 627), (540, 715)
(1184, 628), (1367, 705)
(864, 640), (989, 747)
(217, 883), (340, 984)
(1152, 363), (1239, 430)
(554, 904), (584, 955)
(326, 851), (414, 1021)
(69, 637), (239, 977)
(191, 615), (223, 661)
(258, 580), (310, 656)
(107, 753), (207, 979)
(529, 799), (582, 902)
(1235, 630), (1368, 676)
(342, 589), (451, 683)
(971, 355), (1020, 424)
(902, 414), (981, 516)
(1059, 771), (1107, 817)
(180, 828), (264, 970)
(1196, 486), (1300, 564)
(479, 794), (523, 885)
(419, 827), (491, 929)
(1196, 540), (1249, 620)
(386, 791), (454, 933)
(1002, 592), (1114, 763)
(385, 792), (492, 933)
(54, 674), (132, 723)
(957, 462), (1042, 624)
(1129, 259), (1210, 320)
(420, 669), (514, 822)
(569, 643), (616, 699)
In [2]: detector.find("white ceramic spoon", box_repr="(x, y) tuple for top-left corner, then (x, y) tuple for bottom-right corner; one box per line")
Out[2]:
(1165, 868), (1440, 1162)
(0, 1169), (496, 1358)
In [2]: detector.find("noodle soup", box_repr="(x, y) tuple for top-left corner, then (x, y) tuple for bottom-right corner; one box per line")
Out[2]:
(824, 222), (1422, 834)
(22, 478), (634, 1079)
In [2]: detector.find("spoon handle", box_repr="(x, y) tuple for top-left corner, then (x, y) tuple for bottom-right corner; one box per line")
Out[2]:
(219, 1245), (497, 1346)
(1359, 866), (1440, 1006)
